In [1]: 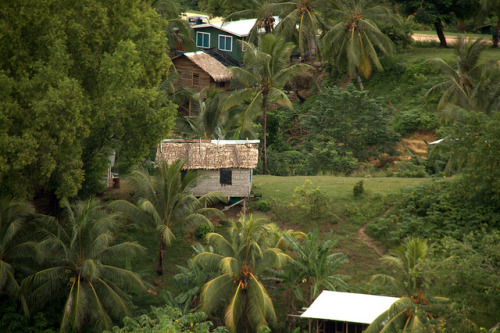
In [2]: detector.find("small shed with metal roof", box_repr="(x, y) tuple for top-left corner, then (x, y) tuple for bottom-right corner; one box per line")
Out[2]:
(300, 291), (399, 333)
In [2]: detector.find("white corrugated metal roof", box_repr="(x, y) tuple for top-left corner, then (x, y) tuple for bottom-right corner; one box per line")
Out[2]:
(300, 291), (399, 324)
(193, 17), (279, 38)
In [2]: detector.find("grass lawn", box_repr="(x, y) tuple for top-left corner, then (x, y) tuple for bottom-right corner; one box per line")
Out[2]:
(251, 175), (431, 287)
(402, 45), (500, 63)
(253, 175), (428, 202)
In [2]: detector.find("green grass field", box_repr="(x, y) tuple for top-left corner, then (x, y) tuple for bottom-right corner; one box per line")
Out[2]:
(253, 175), (428, 202)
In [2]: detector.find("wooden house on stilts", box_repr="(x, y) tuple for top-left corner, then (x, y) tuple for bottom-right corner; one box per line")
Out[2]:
(156, 139), (260, 201)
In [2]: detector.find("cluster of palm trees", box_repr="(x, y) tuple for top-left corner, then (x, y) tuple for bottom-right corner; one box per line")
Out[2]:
(0, 160), (225, 331)
(1, 161), (352, 332)
(0, 197), (145, 331)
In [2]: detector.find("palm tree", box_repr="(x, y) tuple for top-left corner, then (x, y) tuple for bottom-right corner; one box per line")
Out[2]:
(111, 159), (224, 275)
(175, 86), (254, 140)
(150, 0), (195, 52)
(22, 198), (145, 332)
(224, 0), (279, 44)
(193, 216), (289, 332)
(273, 0), (328, 61)
(0, 197), (37, 316)
(367, 237), (447, 333)
(283, 227), (348, 304)
(230, 34), (311, 174)
(426, 38), (500, 118)
(321, 0), (398, 88)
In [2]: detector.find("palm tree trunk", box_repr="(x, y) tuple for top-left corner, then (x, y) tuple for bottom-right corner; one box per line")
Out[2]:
(157, 237), (166, 275)
(493, 18), (500, 48)
(434, 20), (447, 48)
(355, 70), (364, 91)
(262, 92), (268, 175)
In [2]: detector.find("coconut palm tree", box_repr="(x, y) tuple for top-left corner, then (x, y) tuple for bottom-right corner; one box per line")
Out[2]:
(0, 197), (37, 316)
(321, 0), (398, 88)
(111, 159), (224, 275)
(273, 0), (328, 61)
(21, 198), (145, 332)
(366, 237), (448, 333)
(230, 34), (312, 174)
(175, 86), (254, 140)
(283, 227), (348, 304)
(193, 216), (289, 332)
(426, 38), (500, 118)
(223, 0), (279, 44)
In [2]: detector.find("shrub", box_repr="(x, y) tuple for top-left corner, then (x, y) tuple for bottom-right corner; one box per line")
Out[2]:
(353, 180), (364, 198)
(291, 180), (332, 220)
(251, 199), (272, 212)
(393, 109), (438, 135)
(195, 223), (214, 240)
(394, 160), (427, 178)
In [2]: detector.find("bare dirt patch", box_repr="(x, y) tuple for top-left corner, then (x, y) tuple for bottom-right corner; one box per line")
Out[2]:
(397, 130), (436, 158)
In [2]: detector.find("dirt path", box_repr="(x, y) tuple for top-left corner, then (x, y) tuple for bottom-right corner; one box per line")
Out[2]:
(413, 33), (492, 45)
(357, 226), (385, 257)
(356, 206), (393, 257)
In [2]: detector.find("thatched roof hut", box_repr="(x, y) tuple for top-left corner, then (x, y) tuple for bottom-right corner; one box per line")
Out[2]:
(156, 139), (260, 198)
(172, 51), (232, 92)
(184, 52), (232, 82)
(156, 139), (259, 169)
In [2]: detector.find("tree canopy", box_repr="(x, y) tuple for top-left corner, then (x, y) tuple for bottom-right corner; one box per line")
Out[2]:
(0, 0), (177, 200)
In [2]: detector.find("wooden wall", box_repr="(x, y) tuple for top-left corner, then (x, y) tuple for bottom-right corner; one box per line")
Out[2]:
(173, 57), (213, 92)
(189, 169), (253, 198)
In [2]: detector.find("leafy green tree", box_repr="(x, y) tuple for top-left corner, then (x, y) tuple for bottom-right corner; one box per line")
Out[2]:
(230, 34), (311, 174)
(0, 0), (177, 200)
(0, 198), (37, 316)
(111, 160), (224, 275)
(283, 228), (348, 304)
(322, 0), (397, 86)
(198, 0), (251, 17)
(367, 238), (447, 333)
(302, 85), (399, 163)
(425, 231), (500, 329)
(22, 198), (145, 332)
(193, 217), (289, 332)
(107, 306), (229, 333)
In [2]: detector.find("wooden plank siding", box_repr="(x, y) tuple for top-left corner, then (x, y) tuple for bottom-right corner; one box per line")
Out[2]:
(172, 57), (229, 92)
(193, 26), (244, 63)
(190, 169), (253, 198)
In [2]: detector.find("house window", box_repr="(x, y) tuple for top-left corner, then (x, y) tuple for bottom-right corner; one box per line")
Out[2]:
(196, 32), (210, 48)
(220, 169), (232, 185)
(192, 73), (199, 86)
(218, 35), (232, 52)
(219, 81), (225, 88)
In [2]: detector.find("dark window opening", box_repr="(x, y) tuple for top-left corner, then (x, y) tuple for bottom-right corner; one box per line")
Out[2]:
(219, 81), (225, 87)
(192, 73), (199, 86)
(180, 169), (188, 181)
(220, 169), (232, 185)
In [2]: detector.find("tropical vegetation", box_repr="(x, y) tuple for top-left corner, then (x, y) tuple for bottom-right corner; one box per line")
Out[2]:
(1, 0), (500, 331)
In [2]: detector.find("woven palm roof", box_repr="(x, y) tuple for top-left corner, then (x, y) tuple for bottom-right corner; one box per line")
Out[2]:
(156, 140), (260, 169)
(178, 51), (232, 82)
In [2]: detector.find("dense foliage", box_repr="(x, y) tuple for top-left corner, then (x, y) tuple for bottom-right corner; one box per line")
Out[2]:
(0, 0), (177, 200)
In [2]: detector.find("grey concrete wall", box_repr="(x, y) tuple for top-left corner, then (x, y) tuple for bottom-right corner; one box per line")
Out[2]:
(190, 169), (252, 198)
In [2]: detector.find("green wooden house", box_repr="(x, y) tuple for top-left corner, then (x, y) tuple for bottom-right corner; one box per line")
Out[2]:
(192, 18), (265, 63)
